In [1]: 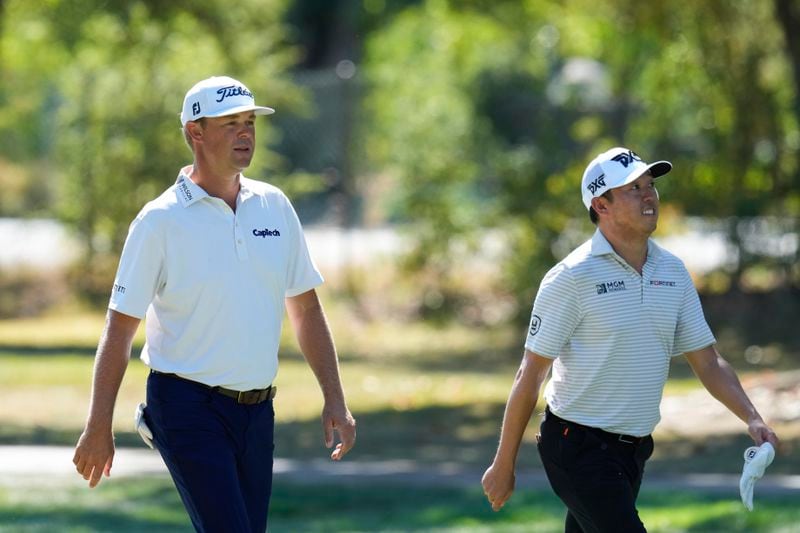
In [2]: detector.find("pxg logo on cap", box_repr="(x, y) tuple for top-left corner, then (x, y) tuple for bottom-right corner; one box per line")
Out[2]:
(180, 76), (275, 126)
(580, 147), (673, 210)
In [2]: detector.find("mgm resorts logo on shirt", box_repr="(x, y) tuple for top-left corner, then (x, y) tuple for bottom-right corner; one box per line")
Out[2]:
(596, 280), (626, 294)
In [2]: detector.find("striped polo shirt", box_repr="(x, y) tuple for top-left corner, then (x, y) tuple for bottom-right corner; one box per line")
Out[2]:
(525, 229), (715, 436)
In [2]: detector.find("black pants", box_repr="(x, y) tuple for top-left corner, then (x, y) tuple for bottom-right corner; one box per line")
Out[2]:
(537, 408), (654, 533)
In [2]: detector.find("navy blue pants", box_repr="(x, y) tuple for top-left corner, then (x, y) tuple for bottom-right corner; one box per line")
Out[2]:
(537, 408), (654, 533)
(144, 371), (275, 533)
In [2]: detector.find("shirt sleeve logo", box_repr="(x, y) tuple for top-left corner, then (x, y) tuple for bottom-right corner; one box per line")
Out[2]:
(529, 314), (542, 336)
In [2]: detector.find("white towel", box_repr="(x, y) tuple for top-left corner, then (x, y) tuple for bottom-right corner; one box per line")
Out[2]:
(740, 442), (775, 511)
(134, 402), (154, 449)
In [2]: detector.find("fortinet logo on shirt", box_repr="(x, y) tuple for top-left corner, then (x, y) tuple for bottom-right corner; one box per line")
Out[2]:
(596, 280), (626, 294)
(649, 280), (677, 287)
(252, 228), (281, 238)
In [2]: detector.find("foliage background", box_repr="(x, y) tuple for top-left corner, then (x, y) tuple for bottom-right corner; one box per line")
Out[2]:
(2, 0), (799, 311)
(0, 0), (798, 367)
(1, 2), (799, 530)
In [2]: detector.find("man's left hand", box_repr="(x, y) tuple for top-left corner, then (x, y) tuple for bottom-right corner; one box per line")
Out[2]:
(323, 402), (356, 460)
(747, 417), (779, 448)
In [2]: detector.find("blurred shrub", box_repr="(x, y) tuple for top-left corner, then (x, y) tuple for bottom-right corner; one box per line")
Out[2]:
(66, 253), (119, 308)
(0, 268), (70, 318)
(701, 288), (800, 370)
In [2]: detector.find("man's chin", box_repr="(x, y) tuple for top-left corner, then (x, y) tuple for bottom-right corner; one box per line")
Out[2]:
(233, 157), (253, 170)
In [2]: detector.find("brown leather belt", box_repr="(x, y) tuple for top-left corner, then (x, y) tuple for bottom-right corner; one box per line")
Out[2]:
(151, 370), (276, 405)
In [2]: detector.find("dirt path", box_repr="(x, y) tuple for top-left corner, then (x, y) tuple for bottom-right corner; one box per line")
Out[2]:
(2, 445), (799, 497)
(3, 371), (797, 496)
(658, 369), (800, 437)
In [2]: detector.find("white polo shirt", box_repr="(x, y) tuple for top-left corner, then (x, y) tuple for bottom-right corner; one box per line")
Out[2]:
(525, 229), (715, 436)
(109, 166), (323, 390)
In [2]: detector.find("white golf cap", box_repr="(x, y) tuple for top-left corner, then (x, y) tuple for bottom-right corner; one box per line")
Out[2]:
(581, 147), (672, 210)
(180, 76), (275, 126)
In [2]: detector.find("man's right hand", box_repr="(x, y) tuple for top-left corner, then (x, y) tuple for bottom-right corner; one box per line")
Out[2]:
(481, 462), (515, 511)
(72, 309), (140, 489)
(73, 427), (115, 488)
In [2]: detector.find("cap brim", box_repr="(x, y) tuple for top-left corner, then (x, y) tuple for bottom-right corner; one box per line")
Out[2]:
(620, 160), (673, 188)
(649, 160), (672, 178)
(204, 104), (276, 118)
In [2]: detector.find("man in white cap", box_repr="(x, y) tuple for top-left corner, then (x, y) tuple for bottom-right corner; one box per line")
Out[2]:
(73, 76), (356, 532)
(481, 147), (778, 532)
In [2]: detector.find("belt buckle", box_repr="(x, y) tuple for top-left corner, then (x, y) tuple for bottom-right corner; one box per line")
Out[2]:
(236, 388), (270, 404)
(618, 434), (636, 444)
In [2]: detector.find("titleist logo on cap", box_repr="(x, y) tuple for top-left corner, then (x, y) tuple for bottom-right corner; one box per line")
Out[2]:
(215, 85), (254, 103)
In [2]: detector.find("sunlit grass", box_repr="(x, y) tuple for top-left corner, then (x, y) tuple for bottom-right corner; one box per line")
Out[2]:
(0, 303), (517, 361)
(2, 307), (791, 472)
(0, 306), (521, 432)
(0, 353), (517, 437)
(0, 306), (716, 432)
(0, 309), (143, 348)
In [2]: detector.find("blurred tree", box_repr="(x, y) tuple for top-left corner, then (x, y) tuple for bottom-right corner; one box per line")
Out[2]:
(362, 0), (800, 318)
(775, 0), (800, 125)
(362, 1), (581, 316)
(1, 0), (303, 300)
(615, 0), (799, 287)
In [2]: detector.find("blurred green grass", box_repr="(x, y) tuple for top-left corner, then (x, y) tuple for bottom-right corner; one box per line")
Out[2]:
(0, 306), (797, 474)
(1, 475), (798, 532)
(2, 306), (799, 531)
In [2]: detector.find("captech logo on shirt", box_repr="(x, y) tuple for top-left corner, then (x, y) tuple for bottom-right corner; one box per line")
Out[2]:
(252, 228), (281, 238)
(596, 280), (626, 294)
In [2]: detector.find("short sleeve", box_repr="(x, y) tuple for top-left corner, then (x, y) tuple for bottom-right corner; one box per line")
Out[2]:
(524, 264), (582, 358)
(282, 198), (323, 297)
(108, 214), (165, 319)
(672, 279), (716, 355)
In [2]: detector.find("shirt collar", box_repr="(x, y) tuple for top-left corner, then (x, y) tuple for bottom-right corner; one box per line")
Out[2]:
(590, 228), (662, 265)
(238, 177), (255, 203)
(175, 166), (208, 207)
(590, 228), (616, 256)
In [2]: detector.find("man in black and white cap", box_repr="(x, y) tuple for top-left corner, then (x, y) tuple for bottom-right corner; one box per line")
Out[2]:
(73, 75), (356, 532)
(482, 147), (778, 532)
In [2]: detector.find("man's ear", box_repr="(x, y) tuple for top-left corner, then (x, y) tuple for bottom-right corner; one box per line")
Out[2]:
(591, 195), (610, 217)
(185, 121), (204, 143)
